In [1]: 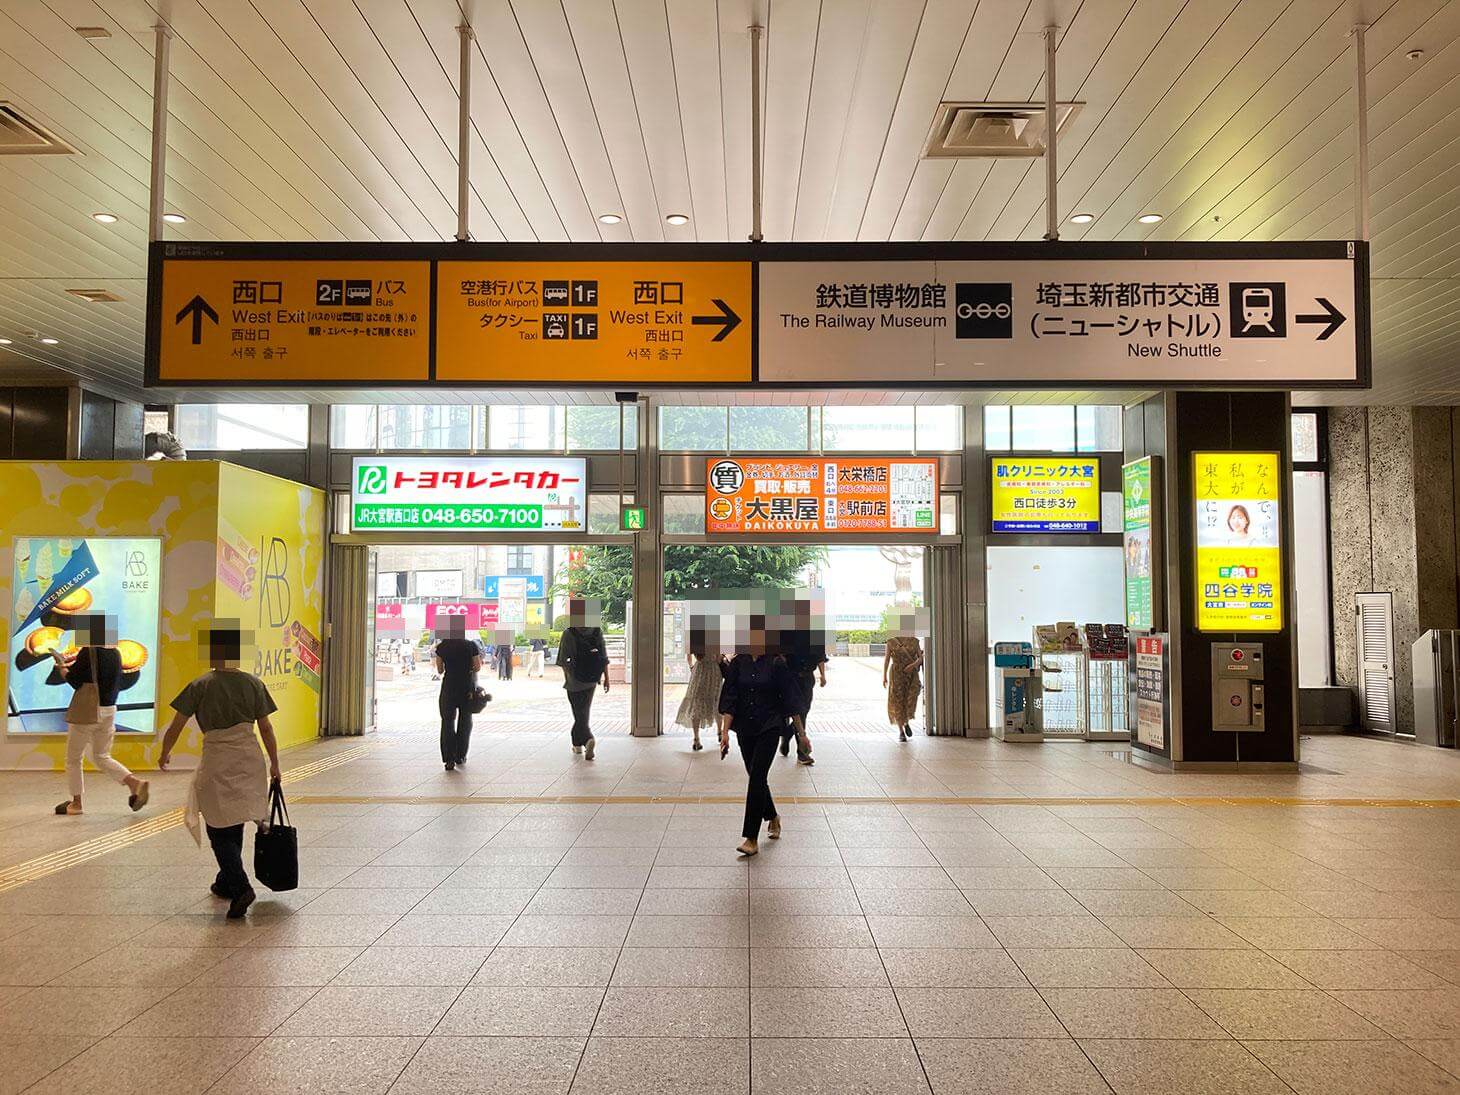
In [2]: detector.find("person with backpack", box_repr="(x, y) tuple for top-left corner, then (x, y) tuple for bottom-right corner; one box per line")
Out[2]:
(556, 598), (610, 760)
(433, 614), (483, 771)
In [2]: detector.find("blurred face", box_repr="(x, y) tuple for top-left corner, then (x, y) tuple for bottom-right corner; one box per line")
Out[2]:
(1228, 507), (1249, 534)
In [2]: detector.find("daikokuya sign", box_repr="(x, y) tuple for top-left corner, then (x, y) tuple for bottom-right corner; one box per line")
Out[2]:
(706, 458), (938, 535)
(352, 457), (587, 532)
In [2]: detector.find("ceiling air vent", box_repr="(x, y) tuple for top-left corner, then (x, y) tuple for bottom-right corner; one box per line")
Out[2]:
(0, 103), (76, 155)
(66, 288), (124, 303)
(924, 101), (1082, 159)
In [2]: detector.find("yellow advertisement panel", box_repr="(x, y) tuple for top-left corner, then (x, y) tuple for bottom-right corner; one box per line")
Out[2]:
(215, 465), (327, 751)
(1193, 452), (1283, 632)
(157, 259), (430, 382)
(435, 261), (752, 383)
(990, 458), (1102, 533)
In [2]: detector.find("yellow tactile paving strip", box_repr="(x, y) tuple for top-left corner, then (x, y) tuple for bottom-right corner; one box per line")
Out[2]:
(0, 740), (383, 894)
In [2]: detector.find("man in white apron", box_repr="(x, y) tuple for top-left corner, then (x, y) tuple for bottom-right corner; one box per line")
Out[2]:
(159, 623), (282, 919)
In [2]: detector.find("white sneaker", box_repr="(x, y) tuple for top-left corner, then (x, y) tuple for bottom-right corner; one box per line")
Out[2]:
(572, 745), (583, 754)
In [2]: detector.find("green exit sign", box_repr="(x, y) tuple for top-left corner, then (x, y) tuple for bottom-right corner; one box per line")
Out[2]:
(620, 505), (647, 532)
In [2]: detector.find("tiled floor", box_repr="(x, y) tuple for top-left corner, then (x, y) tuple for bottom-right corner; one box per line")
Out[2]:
(5, 730), (1460, 1092)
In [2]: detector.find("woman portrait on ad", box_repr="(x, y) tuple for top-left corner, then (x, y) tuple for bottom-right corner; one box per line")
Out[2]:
(1225, 504), (1253, 545)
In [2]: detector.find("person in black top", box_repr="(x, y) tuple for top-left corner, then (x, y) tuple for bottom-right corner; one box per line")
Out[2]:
(53, 613), (149, 816)
(557, 598), (610, 761)
(433, 615), (483, 771)
(718, 616), (799, 856)
(780, 595), (827, 766)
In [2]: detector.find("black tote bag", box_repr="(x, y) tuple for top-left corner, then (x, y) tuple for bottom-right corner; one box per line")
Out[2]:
(253, 779), (298, 892)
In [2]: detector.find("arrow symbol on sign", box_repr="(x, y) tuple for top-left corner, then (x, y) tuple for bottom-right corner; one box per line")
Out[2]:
(1295, 297), (1346, 341)
(691, 298), (741, 342)
(175, 294), (219, 345)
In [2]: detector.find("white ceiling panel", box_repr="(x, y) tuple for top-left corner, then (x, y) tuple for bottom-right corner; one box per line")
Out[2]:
(0, 0), (1456, 404)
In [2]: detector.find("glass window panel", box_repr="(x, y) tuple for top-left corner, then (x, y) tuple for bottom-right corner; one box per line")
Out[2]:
(1293, 470), (1332, 686)
(1291, 412), (1320, 463)
(488, 405), (566, 450)
(1011, 405), (1075, 451)
(174, 404), (308, 450)
(983, 406), (1012, 451)
(916, 406), (963, 451)
(1076, 405), (1124, 452)
(377, 405), (473, 450)
(822, 406), (915, 451)
(329, 405), (378, 448)
(939, 493), (958, 536)
(662, 494), (706, 534)
(567, 405), (638, 450)
(588, 494), (624, 535)
(660, 406), (728, 451)
(729, 406), (808, 450)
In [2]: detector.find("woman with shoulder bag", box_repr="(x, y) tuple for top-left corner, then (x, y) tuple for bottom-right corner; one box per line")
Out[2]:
(53, 614), (149, 816)
(158, 623), (282, 919)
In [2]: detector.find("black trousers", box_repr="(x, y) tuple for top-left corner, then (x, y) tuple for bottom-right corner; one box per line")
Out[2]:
(207, 822), (250, 897)
(737, 730), (781, 840)
(567, 687), (595, 746)
(439, 691), (473, 764)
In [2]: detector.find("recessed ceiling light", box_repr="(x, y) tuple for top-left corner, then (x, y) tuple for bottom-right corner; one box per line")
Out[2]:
(0, 338), (12, 345)
(162, 212), (186, 224)
(1407, 48), (1425, 61)
(1069, 213), (1094, 224)
(75, 26), (111, 40)
(1137, 213), (1163, 224)
(665, 214), (689, 226)
(598, 213), (622, 225)
(39, 337), (59, 345)
(91, 212), (118, 224)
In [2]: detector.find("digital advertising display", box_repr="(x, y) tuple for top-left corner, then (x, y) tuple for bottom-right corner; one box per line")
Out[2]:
(705, 458), (938, 535)
(990, 458), (1101, 533)
(9, 537), (163, 734)
(1123, 457), (1160, 630)
(1193, 452), (1283, 632)
(352, 457), (588, 533)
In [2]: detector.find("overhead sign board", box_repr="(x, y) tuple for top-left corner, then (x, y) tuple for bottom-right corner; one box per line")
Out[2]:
(705, 457), (938, 535)
(351, 457), (587, 533)
(148, 242), (1367, 389)
(1122, 457), (1161, 630)
(483, 575), (546, 599)
(1193, 452), (1283, 632)
(990, 458), (1101, 533)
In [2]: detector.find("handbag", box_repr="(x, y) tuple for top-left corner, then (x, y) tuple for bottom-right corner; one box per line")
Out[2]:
(65, 647), (101, 724)
(253, 779), (299, 892)
(469, 686), (491, 715)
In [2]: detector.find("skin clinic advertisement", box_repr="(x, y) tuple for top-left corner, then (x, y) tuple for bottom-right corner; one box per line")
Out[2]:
(9, 537), (163, 733)
(1193, 453), (1283, 632)
(1123, 457), (1157, 630)
(990, 458), (1101, 533)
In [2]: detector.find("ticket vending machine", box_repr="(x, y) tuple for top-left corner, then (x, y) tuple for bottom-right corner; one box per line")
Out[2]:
(1211, 643), (1265, 732)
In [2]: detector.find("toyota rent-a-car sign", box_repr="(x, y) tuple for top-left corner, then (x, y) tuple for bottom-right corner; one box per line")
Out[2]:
(351, 457), (587, 532)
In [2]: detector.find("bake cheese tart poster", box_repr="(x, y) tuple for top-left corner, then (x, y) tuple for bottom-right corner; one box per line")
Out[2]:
(9, 537), (162, 733)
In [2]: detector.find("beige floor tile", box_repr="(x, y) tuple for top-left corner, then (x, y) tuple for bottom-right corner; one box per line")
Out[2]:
(1185, 989), (1387, 1040)
(0, 945), (93, 986)
(543, 863), (650, 889)
(1078, 1038), (1290, 1094)
(839, 846), (939, 867)
(846, 866), (955, 889)
(751, 985), (906, 1036)
(1266, 949), (1446, 990)
(248, 914), (400, 948)
(119, 985), (318, 1037)
(1137, 948), (1313, 989)
(1327, 987), (1460, 1038)
(471, 946), (621, 987)
(332, 945), (491, 986)
(442, 864), (556, 889)
(753, 913), (875, 948)
(1008, 947), (1171, 988)
(916, 1037), (1112, 1095)
(1245, 1038), (1458, 1094)
(20, 1035), (257, 1095)
(879, 947), (1029, 988)
(750, 888), (862, 915)
(1399, 950), (1460, 985)
(613, 946), (751, 987)
(498, 914), (633, 947)
(0, 1036), (97, 1095)
(855, 888), (975, 916)
(1217, 917), (1376, 951)
(144, 915), (277, 949)
(1043, 868), (1164, 890)
(47, 945), (232, 988)
(866, 914), (998, 949)
(193, 946), (360, 986)
(965, 888), (1089, 916)
(943, 867), (1061, 888)
(1104, 915), (1253, 949)
(1173, 890), (1316, 917)
(896, 987), (1066, 1037)
(436, 985), (605, 1036)
(1141, 868), (1267, 890)
(373, 913), (515, 948)
(293, 887), (429, 915)
(207, 1035), (420, 1095)
(749, 864), (855, 890)
(275, 984), (458, 1037)
(1405, 1038), (1460, 1079)
(0, 985), (172, 1035)
(339, 865), (458, 889)
(626, 913), (748, 947)
(1286, 890), (1424, 918)
(593, 985), (747, 1037)
(526, 887), (643, 915)
(1335, 915), (1460, 950)
(748, 947), (887, 987)
(751, 1037), (929, 1095)
(632, 888), (747, 915)
(573, 1036), (748, 1095)
(984, 916), (1124, 949)
(646, 865), (748, 888)
(389, 1035), (585, 1095)
(1041, 987), (1230, 1039)
(409, 887), (535, 915)
(1069, 889), (1205, 917)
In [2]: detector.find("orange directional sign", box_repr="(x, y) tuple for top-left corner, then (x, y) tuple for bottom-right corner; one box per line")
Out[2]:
(154, 258), (430, 383)
(434, 261), (752, 383)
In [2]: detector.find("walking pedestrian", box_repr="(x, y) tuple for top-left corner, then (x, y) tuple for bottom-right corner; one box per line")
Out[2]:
(528, 636), (547, 678)
(158, 623), (282, 920)
(434, 615), (483, 771)
(495, 636), (514, 681)
(52, 614), (149, 816)
(674, 615), (722, 751)
(781, 594), (826, 766)
(883, 616), (924, 741)
(718, 617), (798, 857)
(557, 599), (609, 760)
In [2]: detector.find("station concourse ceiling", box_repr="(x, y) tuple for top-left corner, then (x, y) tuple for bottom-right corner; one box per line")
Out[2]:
(0, 0), (1456, 406)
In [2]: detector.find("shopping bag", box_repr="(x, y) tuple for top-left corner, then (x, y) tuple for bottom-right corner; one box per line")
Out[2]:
(253, 779), (298, 892)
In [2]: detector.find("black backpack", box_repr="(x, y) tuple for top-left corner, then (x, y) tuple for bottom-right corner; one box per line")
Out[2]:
(571, 629), (608, 683)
